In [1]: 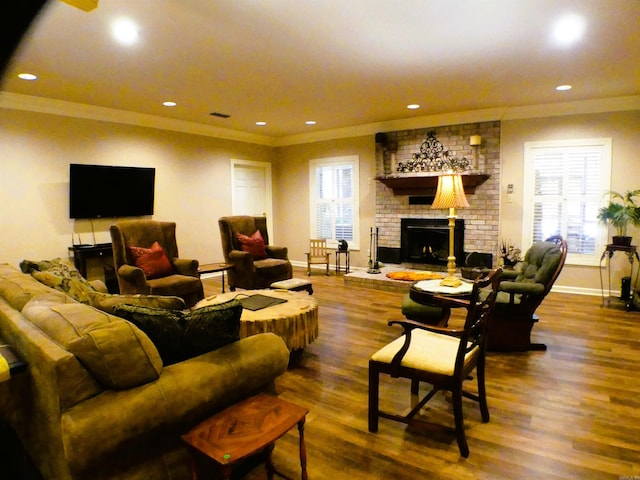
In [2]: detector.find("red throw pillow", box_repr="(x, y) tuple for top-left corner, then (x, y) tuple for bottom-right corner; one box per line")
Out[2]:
(128, 241), (173, 279)
(236, 230), (268, 260)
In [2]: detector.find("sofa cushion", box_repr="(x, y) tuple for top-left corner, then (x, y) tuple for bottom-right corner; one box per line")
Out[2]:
(20, 258), (96, 304)
(0, 263), (57, 310)
(129, 241), (174, 279)
(236, 230), (268, 260)
(68, 320), (163, 389)
(22, 299), (163, 389)
(113, 299), (242, 364)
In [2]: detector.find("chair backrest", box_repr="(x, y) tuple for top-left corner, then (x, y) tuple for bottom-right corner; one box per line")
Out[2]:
(516, 235), (567, 303)
(110, 220), (178, 271)
(455, 268), (503, 370)
(308, 239), (328, 259)
(218, 216), (270, 259)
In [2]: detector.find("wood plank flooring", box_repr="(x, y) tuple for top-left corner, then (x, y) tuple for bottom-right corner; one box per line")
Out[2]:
(202, 268), (640, 480)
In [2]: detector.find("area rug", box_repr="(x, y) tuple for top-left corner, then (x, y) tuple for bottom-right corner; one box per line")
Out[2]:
(385, 271), (445, 282)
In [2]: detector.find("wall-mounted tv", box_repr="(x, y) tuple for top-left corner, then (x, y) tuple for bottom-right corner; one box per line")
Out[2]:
(69, 164), (155, 219)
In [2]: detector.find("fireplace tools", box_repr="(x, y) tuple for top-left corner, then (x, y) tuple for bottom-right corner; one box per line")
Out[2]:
(367, 227), (381, 274)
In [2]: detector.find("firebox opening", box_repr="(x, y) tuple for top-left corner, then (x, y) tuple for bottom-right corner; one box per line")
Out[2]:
(401, 218), (465, 266)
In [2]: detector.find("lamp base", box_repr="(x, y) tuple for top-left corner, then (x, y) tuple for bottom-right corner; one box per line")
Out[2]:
(440, 275), (463, 288)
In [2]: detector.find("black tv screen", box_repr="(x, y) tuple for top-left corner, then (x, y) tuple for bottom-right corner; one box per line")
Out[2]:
(69, 164), (155, 219)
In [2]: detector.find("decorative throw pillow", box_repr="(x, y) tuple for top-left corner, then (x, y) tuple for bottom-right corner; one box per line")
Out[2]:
(113, 304), (187, 365)
(236, 230), (267, 260)
(20, 257), (96, 304)
(183, 299), (242, 357)
(67, 320), (163, 390)
(128, 241), (173, 279)
(112, 299), (243, 364)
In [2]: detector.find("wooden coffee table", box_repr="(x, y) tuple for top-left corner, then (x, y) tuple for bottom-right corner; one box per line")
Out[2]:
(182, 394), (309, 480)
(194, 289), (319, 352)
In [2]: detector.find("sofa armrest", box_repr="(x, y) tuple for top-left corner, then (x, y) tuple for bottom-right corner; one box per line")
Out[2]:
(60, 333), (289, 475)
(89, 279), (108, 293)
(172, 258), (199, 277)
(266, 245), (288, 260)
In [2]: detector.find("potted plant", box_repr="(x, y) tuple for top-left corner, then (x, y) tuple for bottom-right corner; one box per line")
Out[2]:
(499, 240), (522, 267)
(597, 189), (640, 246)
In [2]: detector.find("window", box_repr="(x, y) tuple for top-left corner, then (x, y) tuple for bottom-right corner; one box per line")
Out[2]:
(309, 155), (360, 250)
(523, 138), (611, 266)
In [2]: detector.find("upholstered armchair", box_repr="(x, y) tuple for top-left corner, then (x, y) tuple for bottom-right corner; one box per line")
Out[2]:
(488, 235), (567, 351)
(218, 215), (293, 291)
(110, 220), (204, 308)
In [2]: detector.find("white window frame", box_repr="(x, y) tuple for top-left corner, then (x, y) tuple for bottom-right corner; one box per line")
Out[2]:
(522, 138), (612, 266)
(309, 155), (360, 251)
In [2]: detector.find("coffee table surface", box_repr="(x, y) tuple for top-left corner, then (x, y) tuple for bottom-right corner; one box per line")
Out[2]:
(194, 289), (319, 351)
(182, 394), (309, 466)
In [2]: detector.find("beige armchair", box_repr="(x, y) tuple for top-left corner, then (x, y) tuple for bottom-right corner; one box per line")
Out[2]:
(218, 215), (292, 291)
(110, 220), (204, 308)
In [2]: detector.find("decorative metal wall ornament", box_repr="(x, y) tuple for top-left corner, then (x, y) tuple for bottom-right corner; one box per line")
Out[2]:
(397, 130), (471, 173)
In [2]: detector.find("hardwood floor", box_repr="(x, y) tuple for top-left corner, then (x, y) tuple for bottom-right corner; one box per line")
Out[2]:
(203, 267), (640, 480)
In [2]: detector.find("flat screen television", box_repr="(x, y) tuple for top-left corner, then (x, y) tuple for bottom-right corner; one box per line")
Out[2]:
(69, 164), (155, 219)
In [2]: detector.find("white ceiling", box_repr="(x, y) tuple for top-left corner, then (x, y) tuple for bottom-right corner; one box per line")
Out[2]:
(3, 0), (639, 141)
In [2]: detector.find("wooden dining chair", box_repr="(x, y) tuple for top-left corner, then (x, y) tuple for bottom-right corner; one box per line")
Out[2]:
(305, 239), (331, 276)
(368, 268), (502, 457)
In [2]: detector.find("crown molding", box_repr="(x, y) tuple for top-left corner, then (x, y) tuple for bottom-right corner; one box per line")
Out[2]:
(0, 92), (276, 146)
(2, 92), (638, 148)
(274, 96), (640, 146)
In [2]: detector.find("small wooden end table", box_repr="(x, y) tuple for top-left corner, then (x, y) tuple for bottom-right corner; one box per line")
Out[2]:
(198, 262), (234, 293)
(182, 394), (309, 480)
(335, 249), (350, 274)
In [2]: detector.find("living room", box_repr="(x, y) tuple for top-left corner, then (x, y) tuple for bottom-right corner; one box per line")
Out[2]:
(1, 1), (640, 479)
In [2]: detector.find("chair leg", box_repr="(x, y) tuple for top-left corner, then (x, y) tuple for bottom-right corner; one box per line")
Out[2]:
(476, 361), (490, 422)
(368, 364), (379, 433)
(411, 378), (419, 395)
(452, 388), (469, 458)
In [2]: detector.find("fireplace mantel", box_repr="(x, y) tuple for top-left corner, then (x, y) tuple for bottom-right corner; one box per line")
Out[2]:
(376, 173), (490, 196)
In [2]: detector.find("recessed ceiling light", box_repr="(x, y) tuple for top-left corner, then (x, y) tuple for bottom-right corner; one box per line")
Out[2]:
(162, 101), (176, 107)
(305, 121), (316, 125)
(256, 121), (267, 126)
(407, 104), (420, 110)
(18, 73), (37, 80)
(112, 19), (139, 46)
(552, 14), (586, 46)
(556, 85), (572, 91)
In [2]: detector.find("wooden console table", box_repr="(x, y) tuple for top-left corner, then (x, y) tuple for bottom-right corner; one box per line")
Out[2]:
(68, 243), (119, 293)
(599, 244), (640, 310)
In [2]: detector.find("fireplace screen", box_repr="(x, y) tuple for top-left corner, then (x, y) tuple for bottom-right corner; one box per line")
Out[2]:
(401, 218), (465, 266)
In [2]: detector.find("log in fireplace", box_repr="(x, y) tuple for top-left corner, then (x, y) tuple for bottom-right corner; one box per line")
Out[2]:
(400, 218), (465, 266)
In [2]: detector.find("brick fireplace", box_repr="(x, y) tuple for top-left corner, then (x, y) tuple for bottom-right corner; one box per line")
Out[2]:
(374, 121), (501, 268)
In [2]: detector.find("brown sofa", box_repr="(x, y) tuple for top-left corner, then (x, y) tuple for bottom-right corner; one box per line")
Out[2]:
(0, 263), (290, 480)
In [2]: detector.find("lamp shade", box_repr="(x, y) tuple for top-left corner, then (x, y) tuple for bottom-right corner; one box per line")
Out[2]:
(431, 173), (470, 209)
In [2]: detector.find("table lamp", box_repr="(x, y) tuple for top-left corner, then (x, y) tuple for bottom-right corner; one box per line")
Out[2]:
(431, 172), (469, 287)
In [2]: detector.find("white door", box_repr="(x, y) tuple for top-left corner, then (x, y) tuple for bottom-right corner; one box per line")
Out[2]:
(231, 159), (273, 237)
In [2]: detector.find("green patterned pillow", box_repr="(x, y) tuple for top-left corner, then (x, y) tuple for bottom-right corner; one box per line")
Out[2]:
(20, 258), (96, 304)
(112, 304), (187, 365)
(183, 300), (242, 357)
(112, 299), (242, 364)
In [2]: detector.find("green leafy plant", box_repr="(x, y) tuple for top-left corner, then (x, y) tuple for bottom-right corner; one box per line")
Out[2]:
(597, 189), (640, 237)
